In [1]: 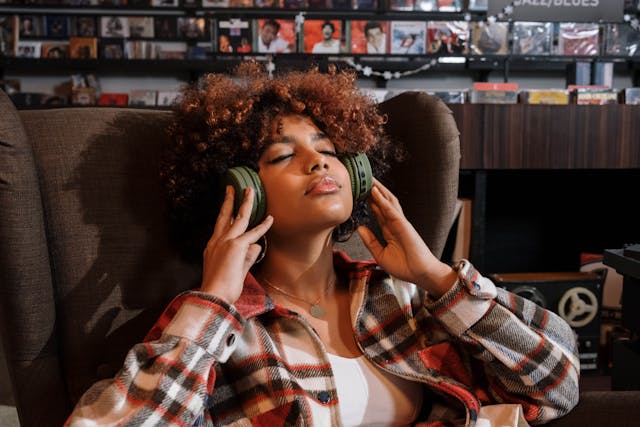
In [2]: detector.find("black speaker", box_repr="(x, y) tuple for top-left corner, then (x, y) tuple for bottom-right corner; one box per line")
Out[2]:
(225, 153), (372, 228)
(491, 271), (604, 371)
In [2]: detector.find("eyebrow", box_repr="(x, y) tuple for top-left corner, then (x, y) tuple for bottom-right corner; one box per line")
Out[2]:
(275, 132), (328, 144)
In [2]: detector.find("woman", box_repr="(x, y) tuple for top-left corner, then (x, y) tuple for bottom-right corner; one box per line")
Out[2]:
(65, 63), (579, 426)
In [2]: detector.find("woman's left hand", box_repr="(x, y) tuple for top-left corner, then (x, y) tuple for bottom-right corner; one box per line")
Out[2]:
(357, 179), (457, 298)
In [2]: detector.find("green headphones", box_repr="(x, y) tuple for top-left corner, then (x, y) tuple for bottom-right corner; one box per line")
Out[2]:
(225, 153), (373, 228)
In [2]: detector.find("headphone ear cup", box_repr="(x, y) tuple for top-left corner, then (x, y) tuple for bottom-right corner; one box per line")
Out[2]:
(340, 153), (373, 203)
(224, 166), (266, 229)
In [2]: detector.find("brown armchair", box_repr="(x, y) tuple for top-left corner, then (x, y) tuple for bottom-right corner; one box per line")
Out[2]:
(1, 88), (638, 426)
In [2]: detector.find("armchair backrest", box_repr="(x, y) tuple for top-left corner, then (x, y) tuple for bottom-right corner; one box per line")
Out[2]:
(0, 89), (460, 426)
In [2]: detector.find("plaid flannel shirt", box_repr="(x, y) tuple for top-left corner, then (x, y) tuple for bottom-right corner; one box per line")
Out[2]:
(66, 251), (580, 427)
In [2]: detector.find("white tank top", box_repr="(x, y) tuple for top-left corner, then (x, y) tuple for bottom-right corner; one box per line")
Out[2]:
(327, 353), (424, 427)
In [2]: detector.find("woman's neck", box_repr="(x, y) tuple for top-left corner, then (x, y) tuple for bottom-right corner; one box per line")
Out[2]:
(254, 233), (337, 302)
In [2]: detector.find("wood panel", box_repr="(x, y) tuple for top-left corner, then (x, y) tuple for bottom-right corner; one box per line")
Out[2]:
(449, 104), (640, 169)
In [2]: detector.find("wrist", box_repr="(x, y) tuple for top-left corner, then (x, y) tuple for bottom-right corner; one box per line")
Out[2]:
(415, 261), (458, 299)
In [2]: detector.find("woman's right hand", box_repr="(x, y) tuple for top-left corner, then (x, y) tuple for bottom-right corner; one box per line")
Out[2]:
(199, 185), (273, 305)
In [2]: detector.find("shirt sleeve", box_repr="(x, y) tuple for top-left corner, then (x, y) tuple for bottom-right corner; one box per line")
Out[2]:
(424, 259), (580, 426)
(64, 290), (244, 427)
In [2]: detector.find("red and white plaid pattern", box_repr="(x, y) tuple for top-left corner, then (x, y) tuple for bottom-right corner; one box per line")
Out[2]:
(66, 252), (579, 427)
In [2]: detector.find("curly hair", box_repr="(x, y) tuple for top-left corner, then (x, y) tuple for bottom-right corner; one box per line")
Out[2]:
(160, 61), (399, 261)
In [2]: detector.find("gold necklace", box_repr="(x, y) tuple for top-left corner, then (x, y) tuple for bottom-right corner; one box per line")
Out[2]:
(261, 276), (336, 319)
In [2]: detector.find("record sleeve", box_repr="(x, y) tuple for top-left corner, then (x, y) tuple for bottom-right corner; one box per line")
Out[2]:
(128, 89), (157, 107)
(437, 0), (460, 11)
(605, 23), (640, 56)
(511, 21), (553, 55)
(390, 20), (426, 55)
(202, 0), (229, 6)
(387, 0), (414, 11)
(154, 16), (177, 39)
(99, 39), (125, 58)
(413, 0), (436, 11)
(129, 16), (154, 38)
(355, 0), (377, 10)
(254, 0), (277, 7)
(0, 15), (18, 57)
(19, 15), (43, 37)
(229, 0), (253, 6)
(177, 17), (208, 40)
(303, 19), (345, 53)
(155, 41), (187, 58)
(256, 19), (296, 53)
(98, 93), (129, 106)
(217, 18), (252, 53)
(427, 21), (468, 55)
(468, 0), (487, 11)
(350, 20), (388, 54)
(16, 41), (41, 58)
(41, 42), (70, 58)
(157, 90), (180, 106)
(69, 36), (98, 58)
(100, 16), (130, 38)
(470, 22), (508, 55)
(558, 22), (599, 56)
(151, 0), (180, 5)
(45, 15), (70, 38)
(282, 0), (308, 8)
(71, 16), (97, 37)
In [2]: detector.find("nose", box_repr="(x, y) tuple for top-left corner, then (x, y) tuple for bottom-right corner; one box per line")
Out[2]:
(306, 151), (329, 174)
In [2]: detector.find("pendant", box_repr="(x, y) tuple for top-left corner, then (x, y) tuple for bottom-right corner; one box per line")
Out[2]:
(309, 304), (325, 318)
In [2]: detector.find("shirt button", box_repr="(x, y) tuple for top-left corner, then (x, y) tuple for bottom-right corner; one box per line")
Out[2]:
(317, 391), (331, 404)
(226, 333), (236, 346)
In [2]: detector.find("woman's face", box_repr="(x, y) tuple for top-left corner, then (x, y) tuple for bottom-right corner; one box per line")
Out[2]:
(257, 114), (353, 237)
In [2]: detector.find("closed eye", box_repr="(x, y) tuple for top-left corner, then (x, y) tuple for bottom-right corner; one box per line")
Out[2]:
(321, 150), (338, 157)
(269, 153), (293, 164)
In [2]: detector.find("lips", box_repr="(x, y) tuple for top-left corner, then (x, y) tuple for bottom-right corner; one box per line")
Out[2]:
(305, 175), (341, 195)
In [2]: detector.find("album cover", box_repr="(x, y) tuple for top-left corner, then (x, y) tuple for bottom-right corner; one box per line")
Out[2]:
(129, 16), (154, 38)
(177, 17), (208, 40)
(256, 19), (296, 53)
(622, 87), (640, 104)
(558, 22), (599, 56)
(350, 20), (388, 54)
(229, 0), (252, 6)
(307, 0), (331, 8)
(101, 16), (130, 38)
(0, 15), (18, 57)
(157, 90), (180, 106)
(390, 20), (426, 55)
(41, 42), (70, 58)
(604, 23), (640, 56)
(151, 0), (179, 5)
(98, 93), (128, 106)
(156, 41), (187, 59)
(355, 0), (377, 9)
(254, 0), (276, 7)
(16, 41), (41, 58)
(387, 0), (413, 11)
(303, 19), (345, 54)
(519, 89), (570, 105)
(69, 36), (98, 58)
(129, 89), (157, 106)
(19, 15), (43, 37)
(98, 0), (126, 4)
(281, 0), (307, 8)
(202, 0), (229, 6)
(126, 40), (158, 58)
(217, 18), (252, 53)
(71, 16), (97, 37)
(426, 90), (466, 103)
(467, 0), (487, 11)
(470, 22), (508, 55)
(154, 16), (177, 39)
(332, 0), (355, 8)
(181, 0), (200, 6)
(427, 21), (468, 55)
(437, 0), (460, 11)
(44, 15), (70, 38)
(511, 21), (553, 55)
(187, 44), (212, 59)
(72, 87), (96, 106)
(99, 39), (125, 58)
(413, 0), (436, 11)
(128, 0), (151, 5)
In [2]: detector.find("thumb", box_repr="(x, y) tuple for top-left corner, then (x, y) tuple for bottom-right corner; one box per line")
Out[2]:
(357, 226), (384, 260)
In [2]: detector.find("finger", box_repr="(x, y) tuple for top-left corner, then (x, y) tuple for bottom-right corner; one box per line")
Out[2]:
(370, 186), (403, 220)
(212, 185), (235, 237)
(242, 215), (274, 242)
(357, 226), (385, 260)
(244, 243), (263, 268)
(372, 180), (402, 211)
(228, 187), (255, 235)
